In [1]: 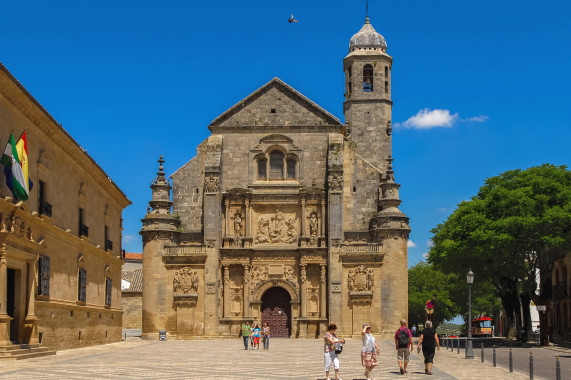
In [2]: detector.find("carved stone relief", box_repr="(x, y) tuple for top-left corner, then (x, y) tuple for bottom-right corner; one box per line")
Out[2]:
(173, 267), (199, 295)
(328, 173), (343, 192)
(204, 174), (219, 193)
(254, 210), (298, 245)
(347, 265), (374, 292)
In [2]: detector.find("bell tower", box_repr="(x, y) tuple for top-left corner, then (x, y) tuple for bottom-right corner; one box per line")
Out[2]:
(343, 16), (393, 170)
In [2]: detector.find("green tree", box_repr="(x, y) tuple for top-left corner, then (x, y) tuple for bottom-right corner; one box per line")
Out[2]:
(408, 262), (457, 327)
(429, 164), (570, 343)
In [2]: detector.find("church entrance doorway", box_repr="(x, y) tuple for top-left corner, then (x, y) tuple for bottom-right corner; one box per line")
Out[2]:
(261, 287), (291, 338)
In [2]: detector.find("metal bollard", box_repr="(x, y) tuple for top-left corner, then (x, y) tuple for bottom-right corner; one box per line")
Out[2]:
(457, 338), (460, 354)
(556, 356), (561, 380)
(529, 352), (533, 379)
(481, 343), (484, 362)
(509, 348), (513, 372)
(493, 345), (496, 367)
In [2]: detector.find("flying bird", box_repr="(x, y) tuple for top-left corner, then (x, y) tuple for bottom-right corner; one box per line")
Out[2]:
(288, 14), (298, 23)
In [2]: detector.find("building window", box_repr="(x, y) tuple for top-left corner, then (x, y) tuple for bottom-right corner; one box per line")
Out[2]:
(38, 181), (52, 217)
(286, 159), (296, 179)
(104, 226), (112, 251)
(347, 67), (352, 94)
(257, 157), (267, 180)
(105, 277), (112, 306)
(385, 81), (388, 94)
(385, 66), (388, 77)
(38, 255), (50, 296)
(79, 208), (89, 237)
(363, 64), (374, 92)
(270, 151), (284, 180)
(78, 268), (87, 302)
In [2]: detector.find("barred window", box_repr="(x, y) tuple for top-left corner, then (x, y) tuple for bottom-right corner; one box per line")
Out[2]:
(105, 277), (112, 306)
(270, 151), (284, 180)
(78, 268), (87, 302)
(38, 255), (50, 296)
(257, 157), (267, 180)
(286, 159), (296, 179)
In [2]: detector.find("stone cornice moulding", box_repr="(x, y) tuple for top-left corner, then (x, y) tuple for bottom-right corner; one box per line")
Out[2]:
(0, 66), (131, 208)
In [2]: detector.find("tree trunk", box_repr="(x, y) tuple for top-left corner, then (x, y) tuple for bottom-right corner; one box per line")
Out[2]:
(498, 278), (521, 338)
(520, 292), (532, 342)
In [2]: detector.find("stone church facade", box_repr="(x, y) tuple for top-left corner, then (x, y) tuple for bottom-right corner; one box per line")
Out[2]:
(141, 18), (410, 339)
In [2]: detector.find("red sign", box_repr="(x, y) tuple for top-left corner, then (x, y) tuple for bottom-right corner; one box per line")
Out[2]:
(426, 300), (434, 309)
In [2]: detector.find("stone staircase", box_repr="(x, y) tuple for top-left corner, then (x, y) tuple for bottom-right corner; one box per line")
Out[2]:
(0, 343), (56, 360)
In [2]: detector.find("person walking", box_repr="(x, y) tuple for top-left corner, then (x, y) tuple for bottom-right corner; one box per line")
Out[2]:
(241, 321), (250, 350)
(262, 322), (270, 350)
(361, 323), (380, 380)
(416, 320), (440, 375)
(324, 323), (345, 380)
(412, 324), (417, 338)
(394, 319), (413, 375)
(252, 324), (261, 349)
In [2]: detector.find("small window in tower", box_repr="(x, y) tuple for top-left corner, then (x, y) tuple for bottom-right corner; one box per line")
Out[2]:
(270, 151), (284, 180)
(363, 64), (374, 92)
(385, 66), (388, 77)
(257, 157), (267, 180)
(385, 81), (388, 94)
(286, 159), (296, 179)
(270, 108), (276, 113)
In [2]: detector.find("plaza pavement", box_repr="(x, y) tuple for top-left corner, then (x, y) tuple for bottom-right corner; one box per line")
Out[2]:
(0, 337), (566, 379)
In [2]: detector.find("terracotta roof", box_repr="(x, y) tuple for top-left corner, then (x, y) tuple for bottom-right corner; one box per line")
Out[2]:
(124, 252), (143, 261)
(122, 269), (143, 293)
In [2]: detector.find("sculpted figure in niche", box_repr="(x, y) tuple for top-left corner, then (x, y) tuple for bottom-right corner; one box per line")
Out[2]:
(309, 211), (318, 237)
(234, 212), (243, 236)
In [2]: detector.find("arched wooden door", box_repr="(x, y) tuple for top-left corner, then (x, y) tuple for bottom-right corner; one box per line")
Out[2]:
(261, 287), (291, 337)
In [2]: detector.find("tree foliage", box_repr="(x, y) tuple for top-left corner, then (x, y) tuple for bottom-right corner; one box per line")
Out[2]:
(428, 164), (571, 337)
(408, 262), (457, 327)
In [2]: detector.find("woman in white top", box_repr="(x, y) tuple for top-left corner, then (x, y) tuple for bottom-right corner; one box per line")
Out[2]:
(361, 323), (380, 380)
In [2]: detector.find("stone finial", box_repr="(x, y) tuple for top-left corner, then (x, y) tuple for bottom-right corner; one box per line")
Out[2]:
(384, 154), (395, 182)
(154, 155), (168, 185)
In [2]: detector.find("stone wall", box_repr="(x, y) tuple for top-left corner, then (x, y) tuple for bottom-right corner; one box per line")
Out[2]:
(122, 293), (142, 330)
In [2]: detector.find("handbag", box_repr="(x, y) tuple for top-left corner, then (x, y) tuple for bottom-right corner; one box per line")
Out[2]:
(334, 343), (343, 354)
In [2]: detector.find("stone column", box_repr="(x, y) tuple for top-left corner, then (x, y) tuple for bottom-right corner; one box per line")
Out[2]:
(245, 199), (251, 237)
(320, 199), (326, 237)
(243, 265), (250, 318)
(300, 198), (306, 237)
(223, 265), (230, 318)
(0, 249), (12, 346)
(24, 258), (39, 344)
(320, 265), (327, 319)
(224, 199), (230, 237)
(300, 264), (307, 318)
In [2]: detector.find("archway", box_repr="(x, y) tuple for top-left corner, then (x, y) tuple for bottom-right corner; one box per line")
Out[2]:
(261, 287), (291, 338)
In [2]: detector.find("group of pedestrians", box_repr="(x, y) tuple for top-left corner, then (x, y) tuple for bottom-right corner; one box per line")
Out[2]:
(323, 319), (440, 380)
(241, 321), (270, 350)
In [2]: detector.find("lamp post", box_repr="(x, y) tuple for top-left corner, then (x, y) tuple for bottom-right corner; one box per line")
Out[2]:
(466, 269), (474, 359)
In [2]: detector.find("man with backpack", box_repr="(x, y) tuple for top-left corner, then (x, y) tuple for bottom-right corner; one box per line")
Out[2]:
(394, 319), (413, 375)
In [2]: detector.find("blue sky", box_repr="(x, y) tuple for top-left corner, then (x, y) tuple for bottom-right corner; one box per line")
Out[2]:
(1, 1), (569, 266)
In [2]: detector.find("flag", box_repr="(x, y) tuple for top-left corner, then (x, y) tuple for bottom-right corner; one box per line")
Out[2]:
(15, 131), (32, 194)
(1, 133), (29, 201)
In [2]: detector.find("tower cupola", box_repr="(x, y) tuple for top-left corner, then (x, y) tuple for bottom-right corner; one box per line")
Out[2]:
(349, 17), (387, 53)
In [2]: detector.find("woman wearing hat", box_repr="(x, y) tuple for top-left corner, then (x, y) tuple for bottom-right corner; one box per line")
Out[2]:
(361, 323), (380, 380)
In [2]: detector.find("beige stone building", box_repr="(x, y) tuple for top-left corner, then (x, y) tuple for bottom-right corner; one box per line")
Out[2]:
(141, 18), (410, 339)
(0, 62), (131, 352)
(121, 252), (143, 330)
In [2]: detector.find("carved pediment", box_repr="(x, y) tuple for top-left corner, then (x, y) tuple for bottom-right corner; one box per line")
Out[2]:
(209, 78), (343, 130)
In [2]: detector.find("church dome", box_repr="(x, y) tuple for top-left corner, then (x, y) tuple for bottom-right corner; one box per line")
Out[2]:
(349, 17), (387, 53)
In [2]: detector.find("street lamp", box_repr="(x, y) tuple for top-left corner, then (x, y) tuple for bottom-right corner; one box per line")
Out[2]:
(466, 269), (474, 359)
